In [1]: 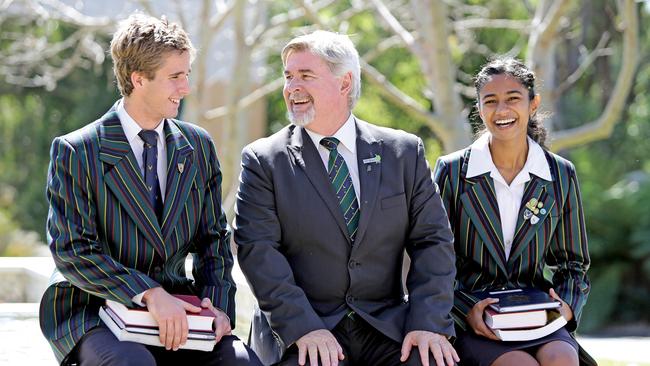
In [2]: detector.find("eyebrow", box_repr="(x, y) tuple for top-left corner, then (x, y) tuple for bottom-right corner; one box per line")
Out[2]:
(169, 70), (191, 77)
(482, 90), (524, 99)
(284, 69), (315, 75)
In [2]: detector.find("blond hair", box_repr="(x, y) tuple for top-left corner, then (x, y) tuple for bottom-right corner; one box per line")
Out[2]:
(110, 13), (195, 96)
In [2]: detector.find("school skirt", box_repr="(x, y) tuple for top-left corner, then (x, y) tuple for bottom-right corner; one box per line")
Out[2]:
(453, 326), (578, 366)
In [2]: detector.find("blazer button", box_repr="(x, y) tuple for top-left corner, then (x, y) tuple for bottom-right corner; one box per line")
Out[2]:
(348, 260), (358, 269)
(153, 266), (162, 274)
(346, 294), (355, 303)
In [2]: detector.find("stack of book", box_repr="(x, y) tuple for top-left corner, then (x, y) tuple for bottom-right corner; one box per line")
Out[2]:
(99, 294), (217, 351)
(463, 288), (567, 341)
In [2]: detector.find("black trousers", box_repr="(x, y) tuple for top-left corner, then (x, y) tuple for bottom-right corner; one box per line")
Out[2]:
(275, 313), (438, 366)
(74, 325), (263, 366)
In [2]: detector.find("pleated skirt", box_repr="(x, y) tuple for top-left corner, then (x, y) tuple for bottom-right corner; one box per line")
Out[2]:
(453, 326), (578, 366)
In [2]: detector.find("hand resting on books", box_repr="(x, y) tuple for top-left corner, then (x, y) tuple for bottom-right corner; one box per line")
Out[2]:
(467, 288), (574, 342)
(142, 287), (203, 351)
(199, 297), (232, 343)
(549, 288), (574, 322)
(467, 297), (501, 341)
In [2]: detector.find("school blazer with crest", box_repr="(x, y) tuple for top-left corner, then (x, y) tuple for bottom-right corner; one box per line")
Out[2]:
(433, 147), (590, 332)
(39, 105), (235, 364)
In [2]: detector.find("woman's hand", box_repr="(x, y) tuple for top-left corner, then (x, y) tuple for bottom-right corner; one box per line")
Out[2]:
(549, 288), (574, 321)
(466, 298), (500, 341)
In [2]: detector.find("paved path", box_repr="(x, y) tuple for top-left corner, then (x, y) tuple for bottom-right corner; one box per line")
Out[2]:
(1, 304), (649, 366)
(1, 257), (648, 365)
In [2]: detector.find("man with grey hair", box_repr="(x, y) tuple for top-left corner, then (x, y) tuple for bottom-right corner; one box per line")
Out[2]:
(235, 30), (459, 366)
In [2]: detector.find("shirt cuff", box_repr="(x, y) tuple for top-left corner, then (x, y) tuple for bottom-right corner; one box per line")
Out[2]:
(132, 291), (146, 306)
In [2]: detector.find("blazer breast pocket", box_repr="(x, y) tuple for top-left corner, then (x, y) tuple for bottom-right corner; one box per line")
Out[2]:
(381, 193), (406, 209)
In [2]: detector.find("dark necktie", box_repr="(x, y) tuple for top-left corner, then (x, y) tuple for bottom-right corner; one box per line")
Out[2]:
(138, 130), (163, 222)
(320, 137), (360, 241)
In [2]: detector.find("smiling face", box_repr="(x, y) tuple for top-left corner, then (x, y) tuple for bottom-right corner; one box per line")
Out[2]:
(477, 74), (539, 145)
(283, 50), (352, 135)
(127, 50), (191, 129)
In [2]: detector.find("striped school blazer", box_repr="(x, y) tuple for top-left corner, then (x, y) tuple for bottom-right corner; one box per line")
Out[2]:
(39, 105), (235, 364)
(433, 147), (590, 333)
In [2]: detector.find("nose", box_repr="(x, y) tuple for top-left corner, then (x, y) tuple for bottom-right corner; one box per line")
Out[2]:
(495, 100), (508, 115)
(179, 76), (190, 96)
(285, 77), (303, 93)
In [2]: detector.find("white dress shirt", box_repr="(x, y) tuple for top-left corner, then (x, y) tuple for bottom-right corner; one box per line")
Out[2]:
(117, 99), (167, 200)
(305, 114), (361, 201)
(117, 99), (167, 305)
(466, 134), (552, 259)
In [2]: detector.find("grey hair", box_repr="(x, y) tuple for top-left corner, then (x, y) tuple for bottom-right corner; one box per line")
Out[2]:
(281, 30), (361, 109)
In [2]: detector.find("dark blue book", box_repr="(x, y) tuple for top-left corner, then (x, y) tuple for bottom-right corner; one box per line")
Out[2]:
(470, 288), (561, 313)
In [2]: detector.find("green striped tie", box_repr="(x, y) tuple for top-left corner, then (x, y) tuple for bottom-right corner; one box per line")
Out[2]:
(320, 137), (360, 240)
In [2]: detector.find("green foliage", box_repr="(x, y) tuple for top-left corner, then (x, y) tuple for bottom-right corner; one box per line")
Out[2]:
(0, 18), (118, 242)
(571, 13), (650, 330)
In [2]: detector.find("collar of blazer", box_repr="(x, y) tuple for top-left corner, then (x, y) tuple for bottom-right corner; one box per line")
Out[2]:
(459, 148), (557, 273)
(97, 107), (197, 259)
(286, 119), (383, 246)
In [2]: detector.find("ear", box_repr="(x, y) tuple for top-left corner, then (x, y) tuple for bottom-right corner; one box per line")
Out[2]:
(530, 94), (541, 115)
(340, 72), (352, 95)
(476, 102), (485, 121)
(130, 71), (145, 90)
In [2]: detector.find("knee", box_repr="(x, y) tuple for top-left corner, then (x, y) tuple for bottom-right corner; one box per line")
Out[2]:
(97, 344), (155, 366)
(213, 336), (263, 366)
(539, 348), (578, 366)
(404, 351), (449, 366)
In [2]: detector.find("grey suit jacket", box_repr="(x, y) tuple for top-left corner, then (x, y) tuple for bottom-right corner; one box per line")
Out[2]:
(234, 118), (455, 362)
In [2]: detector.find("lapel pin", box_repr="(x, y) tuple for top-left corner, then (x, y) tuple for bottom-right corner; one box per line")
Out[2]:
(525, 198), (538, 211)
(363, 154), (381, 172)
(523, 209), (533, 220)
(177, 163), (184, 174)
(540, 208), (547, 215)
(530, 215), (540, 225)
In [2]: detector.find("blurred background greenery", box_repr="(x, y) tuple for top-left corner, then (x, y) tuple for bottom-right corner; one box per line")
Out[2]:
(0, 0), (648, 336)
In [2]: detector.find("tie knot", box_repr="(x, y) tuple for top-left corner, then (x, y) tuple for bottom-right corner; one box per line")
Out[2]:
(320, 137), (340, 151)
(139, 130), (158, 147)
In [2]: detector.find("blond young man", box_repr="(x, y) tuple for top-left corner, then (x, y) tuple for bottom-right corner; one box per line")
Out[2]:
(39, 13), (261, 366)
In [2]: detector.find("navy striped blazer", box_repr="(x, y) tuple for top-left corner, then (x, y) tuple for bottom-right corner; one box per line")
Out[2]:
(433, 147), (590, 332)
(39, 105), (235, 364)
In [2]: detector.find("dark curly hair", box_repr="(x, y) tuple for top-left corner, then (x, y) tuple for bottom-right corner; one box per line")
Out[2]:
(474, 57), (548, 148)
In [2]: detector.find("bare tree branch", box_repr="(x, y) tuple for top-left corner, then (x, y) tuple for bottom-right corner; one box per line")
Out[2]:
(554, 32), (612, 96)
(453, 18), (530, 31)
(209, 0), (235, 30)
(204, 77), (284, 120)
(38, 0), (112, 28)
(369, 0), (417, 51)
(550, 0), (639, 151)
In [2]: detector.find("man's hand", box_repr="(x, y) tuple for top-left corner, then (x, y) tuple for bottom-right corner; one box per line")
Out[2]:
(295, 329), (345, 366)
(466, 298), (500, 341)
(549, 288), (574, 322)
(142, 287), (202, 351)
(200, 297), (232, 343)
(400, 331), (459, 366)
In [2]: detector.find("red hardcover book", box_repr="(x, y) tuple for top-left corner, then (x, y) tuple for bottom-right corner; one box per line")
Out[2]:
(105, 294), (215, 332)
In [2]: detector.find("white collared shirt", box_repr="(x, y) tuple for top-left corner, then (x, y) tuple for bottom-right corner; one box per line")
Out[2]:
(117, 99), (167, 200)
(466, 134), (552, 259)
(304, 114), (360, 201)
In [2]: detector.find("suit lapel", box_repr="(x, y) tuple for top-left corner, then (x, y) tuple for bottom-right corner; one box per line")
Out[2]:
(459, 152), (508, 274)
(161, 120), (197, 245)
(98, 111), (166, 258)
(351, 120), (382, 246)
(286, 126), (351, 241)
(508, 175), (556, 264)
